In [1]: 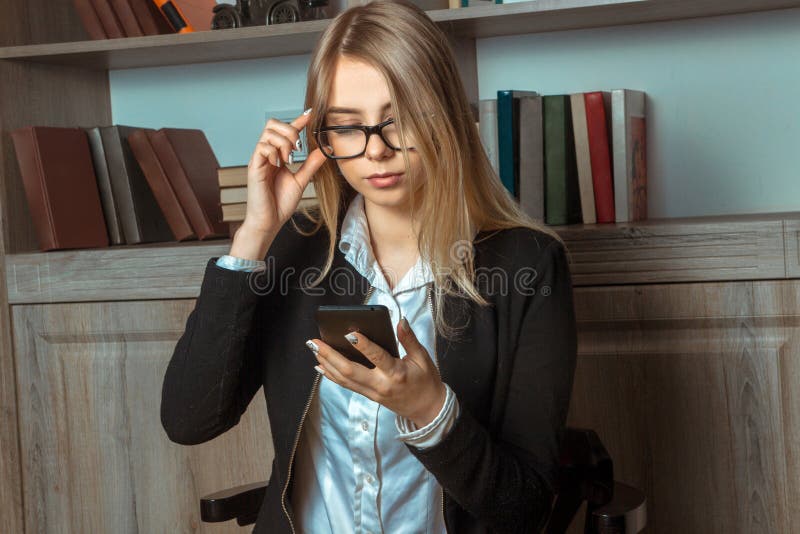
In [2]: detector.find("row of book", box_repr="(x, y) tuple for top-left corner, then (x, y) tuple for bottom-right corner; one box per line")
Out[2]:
(72, 0), (216, 39)
(217, 164), (318, 224)
(10, 125), (231, 251)
(479, 88), (647, 225)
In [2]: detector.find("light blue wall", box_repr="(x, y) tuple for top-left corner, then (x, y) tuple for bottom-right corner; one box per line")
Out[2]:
(110, 54), (311, 167)
(478, 8), (800, 218)
(111, 7), (800, 219)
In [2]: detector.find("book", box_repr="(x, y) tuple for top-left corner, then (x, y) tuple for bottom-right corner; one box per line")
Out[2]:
(221, 198), (318, 222)
(543, 95), (582, 226)
(584, 92), (615, 223)
(85, 127), (125, 245)
(220, 182), (316, 204)
(570, 93), (597, 224)
(99, 125), (175, 244)
(127, 128), (196, 241)
(89, 0), (125, 38)
(109, 0), (144, 36)
(72, 0), (108, 40)
(10, 126), (110, 251)
(518, 95), (544, 223)
(611, 89), (647, 222)
(151, 128), (228, 240)
(217, 162), (303, 188)
(478, 99), (499, 175)
(497, 89), (539, 198)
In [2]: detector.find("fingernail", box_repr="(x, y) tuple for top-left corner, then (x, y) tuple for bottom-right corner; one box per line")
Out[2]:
(305, 339), (319, 353)
(345, 332), (358, 345)
(303, 107), (313, 115)
(400, 316), (410, 332)
(295, 139), (302, 151)
(289, 153), (294, 165)
(276, 158), (281, 168)
(314, 365), (325, 375)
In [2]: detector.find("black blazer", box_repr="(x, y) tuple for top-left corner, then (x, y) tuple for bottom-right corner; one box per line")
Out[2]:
(161, 211), (578, 534)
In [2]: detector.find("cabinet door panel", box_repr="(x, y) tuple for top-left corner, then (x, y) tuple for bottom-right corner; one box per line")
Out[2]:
(13, 299), (269, 533)
(567, 280), (800, 534)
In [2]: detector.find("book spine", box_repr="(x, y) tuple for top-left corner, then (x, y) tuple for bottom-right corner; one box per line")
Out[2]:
(496, 90), (516, 197)
(109, 0), (144, 36)
(85, 127), (125, 244)
(570, 93), (597, 224)
(518, 96), (544, 222)
(584, 92), (615, 223)
(478, 99), (499, 175)
(10, 128), (57, 250)
(88, 0), (125, 38)
(72, 0), (108, 40)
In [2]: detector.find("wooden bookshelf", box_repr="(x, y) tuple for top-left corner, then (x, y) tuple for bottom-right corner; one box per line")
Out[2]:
(6, 211), (800, 303)
(1, 0), (800, 69)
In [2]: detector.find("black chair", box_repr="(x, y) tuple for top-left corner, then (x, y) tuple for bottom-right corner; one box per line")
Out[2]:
(200, 427), (646, 533)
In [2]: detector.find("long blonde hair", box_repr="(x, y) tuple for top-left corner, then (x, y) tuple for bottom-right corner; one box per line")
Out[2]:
(298, 0), (564, 340)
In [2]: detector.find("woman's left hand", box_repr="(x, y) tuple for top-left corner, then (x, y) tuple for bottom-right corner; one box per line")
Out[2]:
(307, 318), (446, 428)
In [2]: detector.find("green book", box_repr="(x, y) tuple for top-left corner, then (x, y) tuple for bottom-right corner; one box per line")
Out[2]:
(543, 95), (582, 225)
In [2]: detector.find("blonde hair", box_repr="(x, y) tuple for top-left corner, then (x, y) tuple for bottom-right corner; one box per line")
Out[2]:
(298, 0), (565, 340)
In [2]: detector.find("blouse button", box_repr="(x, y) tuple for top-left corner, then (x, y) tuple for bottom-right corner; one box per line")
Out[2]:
(361, 420), (369, 431)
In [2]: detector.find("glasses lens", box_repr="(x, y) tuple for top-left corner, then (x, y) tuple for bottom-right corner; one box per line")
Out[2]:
(318, 129), (367, 158)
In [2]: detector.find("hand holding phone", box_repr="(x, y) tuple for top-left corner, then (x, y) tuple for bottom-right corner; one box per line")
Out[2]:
(315, 305), (400, 369)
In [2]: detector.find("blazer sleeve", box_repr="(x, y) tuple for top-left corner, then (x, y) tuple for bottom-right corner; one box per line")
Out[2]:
(160, 257), (267, 445)
(404, 238), (578, 533)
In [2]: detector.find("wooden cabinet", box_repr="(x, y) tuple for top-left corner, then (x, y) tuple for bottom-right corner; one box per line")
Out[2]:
(3, 1), (800, 532)
(12, 299), (271, 532)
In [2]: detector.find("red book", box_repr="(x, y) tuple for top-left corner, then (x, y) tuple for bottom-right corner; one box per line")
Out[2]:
(88, 0), (125, 38)
(10, 126), (110, 251)
(109, 0), (144, 36)
(72, 0), (108, 40)
(584, 92), (615, 224)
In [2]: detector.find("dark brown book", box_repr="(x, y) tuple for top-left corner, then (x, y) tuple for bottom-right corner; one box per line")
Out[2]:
(109, 0), (144, 36)
(89, 0), (125, 38)
(129, 0), (173, 35)
(99, 125), (175, 244)
(72, 0), (108, 40)
(10, 126), (110, 251)
(85, 126), (125, 245)
(151, 128), (228, 240)
(127, 129), (196, 241)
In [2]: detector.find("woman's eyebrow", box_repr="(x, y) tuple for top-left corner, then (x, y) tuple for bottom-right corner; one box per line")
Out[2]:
(327, 103), (392, 115)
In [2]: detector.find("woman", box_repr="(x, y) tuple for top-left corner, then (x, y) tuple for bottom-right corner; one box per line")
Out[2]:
(160, 1), (577, 533)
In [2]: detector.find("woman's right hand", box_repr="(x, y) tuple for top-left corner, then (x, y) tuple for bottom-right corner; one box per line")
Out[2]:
(243, 109), (328, 236)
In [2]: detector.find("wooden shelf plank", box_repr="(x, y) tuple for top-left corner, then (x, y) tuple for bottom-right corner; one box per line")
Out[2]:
(2, 0), (799, 70)
(6, 212), (799, 304)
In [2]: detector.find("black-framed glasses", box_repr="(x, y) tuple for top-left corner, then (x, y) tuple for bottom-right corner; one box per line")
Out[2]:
(313, 118), (416, 160)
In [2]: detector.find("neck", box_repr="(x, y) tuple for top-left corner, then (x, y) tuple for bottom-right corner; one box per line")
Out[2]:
(362, 195), (419, 255)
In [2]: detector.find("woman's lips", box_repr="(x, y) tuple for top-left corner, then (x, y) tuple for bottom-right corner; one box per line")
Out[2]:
(366, 173), (403, 188)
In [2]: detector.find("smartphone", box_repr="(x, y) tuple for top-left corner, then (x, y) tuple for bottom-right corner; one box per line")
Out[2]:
(315, 304), (400, 369)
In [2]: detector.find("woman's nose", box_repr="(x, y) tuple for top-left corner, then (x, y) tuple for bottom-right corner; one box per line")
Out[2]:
(364, 131), (393, 160)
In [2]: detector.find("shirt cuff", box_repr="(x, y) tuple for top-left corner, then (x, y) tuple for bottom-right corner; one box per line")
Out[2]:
(215, 254), (267, 272)
(395, 382), (460, 450)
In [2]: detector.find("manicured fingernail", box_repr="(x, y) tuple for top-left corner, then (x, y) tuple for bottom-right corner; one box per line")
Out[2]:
(305, 339), (319, 353)
(303, 107), (313, 115)
(295, 139), (303, 151)
(288, 153), (294, 165)
(314, 365), (325, 375)
(345, 332), (358, 345)
(276, 158), (281, 168)
(401, 316), (410, 332)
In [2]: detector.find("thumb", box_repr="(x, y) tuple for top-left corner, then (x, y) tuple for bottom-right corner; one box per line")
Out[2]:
(293, 147), (327, 189)
(397, 316), (426, 362)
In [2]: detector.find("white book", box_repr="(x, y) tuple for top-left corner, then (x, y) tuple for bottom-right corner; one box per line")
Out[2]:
(611, 89), (647, 222)
(478, 99), (499, 175)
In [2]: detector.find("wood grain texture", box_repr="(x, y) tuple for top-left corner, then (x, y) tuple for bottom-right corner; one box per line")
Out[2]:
(784, 219), (800, 278)
(13, 299), (271, 533)
(566, 279), (799, 533)
(2, 0), (800, 69)
(5, 213), (800, 304)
